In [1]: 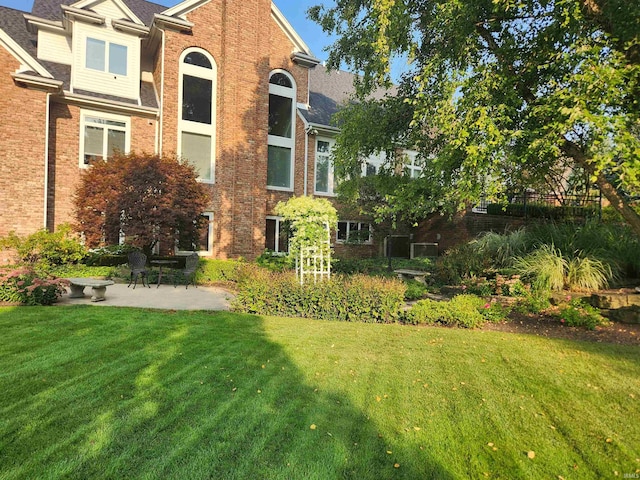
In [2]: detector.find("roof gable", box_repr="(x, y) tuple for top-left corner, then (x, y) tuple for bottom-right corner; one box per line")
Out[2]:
(270, 2), (313, 56)
(161, 0), (210, 18)
(32, 0), (166, 27)
(0, 6), (52, 78)
(71, 0), (144, 25)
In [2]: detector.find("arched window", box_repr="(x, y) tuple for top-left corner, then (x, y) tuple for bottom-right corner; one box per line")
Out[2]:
(178, 48), (217, 183)
(267, 70), (296, 190)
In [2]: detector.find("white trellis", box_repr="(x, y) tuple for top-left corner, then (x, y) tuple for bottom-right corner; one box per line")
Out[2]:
(295, 226), (331, 285)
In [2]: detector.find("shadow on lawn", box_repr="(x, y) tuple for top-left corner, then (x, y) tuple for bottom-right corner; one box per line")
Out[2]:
(0, 306), (454, 479)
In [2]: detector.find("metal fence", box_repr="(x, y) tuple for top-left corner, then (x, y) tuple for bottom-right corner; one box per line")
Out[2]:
(476, 192), (602, 220)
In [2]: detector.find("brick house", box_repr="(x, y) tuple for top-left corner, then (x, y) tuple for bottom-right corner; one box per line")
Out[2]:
(0, 0), (397, 261)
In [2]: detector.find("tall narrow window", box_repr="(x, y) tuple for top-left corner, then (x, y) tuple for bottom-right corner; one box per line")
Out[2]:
(79, 110), (130, 167)
(265, 216), (289, 253)
(268, 71), (296, 190)
(315, 137), (336, 195)
(178, 49), (216, 183)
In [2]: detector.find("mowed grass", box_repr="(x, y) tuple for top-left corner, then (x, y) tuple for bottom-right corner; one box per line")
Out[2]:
(0, 306), (638, 479)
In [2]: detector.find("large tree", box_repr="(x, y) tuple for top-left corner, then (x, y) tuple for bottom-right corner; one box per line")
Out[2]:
(75, 152), (211, 257)
(309, 0), (640, 236)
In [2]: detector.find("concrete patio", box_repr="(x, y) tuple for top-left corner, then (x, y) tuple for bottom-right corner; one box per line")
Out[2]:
(57, 282), (234, 311)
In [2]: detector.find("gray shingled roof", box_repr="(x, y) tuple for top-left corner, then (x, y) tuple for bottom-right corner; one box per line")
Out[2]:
(32, 0), (167, 26)
(0, 6), (38, 58)
(304, 64), (395, 128)
(74, 81), (158, 108)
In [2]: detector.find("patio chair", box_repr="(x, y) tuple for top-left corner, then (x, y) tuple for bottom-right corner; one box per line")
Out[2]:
(174, 252), (199, 289)
(127, 250), (150, 289)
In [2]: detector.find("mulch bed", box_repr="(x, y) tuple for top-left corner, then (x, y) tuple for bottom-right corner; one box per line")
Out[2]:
(484, 312), (640, 346)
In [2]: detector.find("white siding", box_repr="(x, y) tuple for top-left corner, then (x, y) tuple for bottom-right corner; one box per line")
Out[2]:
(37, 30), (72, 65)
(72, 22), (140, 100)
(91, 0), (133, 23)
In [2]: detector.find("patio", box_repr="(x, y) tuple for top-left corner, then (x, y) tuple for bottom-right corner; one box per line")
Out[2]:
(57, 282), (233, 311)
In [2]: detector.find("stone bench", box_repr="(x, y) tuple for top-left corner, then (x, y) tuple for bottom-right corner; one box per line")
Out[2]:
(394, 269), (431, 284)
(68, 278), (115, 302)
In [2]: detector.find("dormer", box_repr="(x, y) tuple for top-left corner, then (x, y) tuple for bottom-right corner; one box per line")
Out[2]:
(68, 0), (148, 100)
(27, 0), (149, 101)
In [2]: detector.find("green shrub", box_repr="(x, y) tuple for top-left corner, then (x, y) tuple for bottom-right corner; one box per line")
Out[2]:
(255, 250), (293, 272)
(436, 244), (486, 283)
(479, 300), (511, 323)
(486, 203), (597, 220)
(558, 299), (609, 330)
(473, 229), (528, 268)
(0, 266), (68, 306)
(404, 294), (488, 328)
(332, 256), (433, 276)
(404, 279), (429, 300)
(232, 270), (405, 323)
(84, 244), (137, 266)
(195, 258), (243, 284)
(48, 264), (119, 279)
(513, 292), (552, 314)
(0, 224), (86, 268)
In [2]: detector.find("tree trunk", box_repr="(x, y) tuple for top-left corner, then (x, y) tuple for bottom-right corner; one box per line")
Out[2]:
(594, 172), (640, 236)
(563, 140), (640, 239)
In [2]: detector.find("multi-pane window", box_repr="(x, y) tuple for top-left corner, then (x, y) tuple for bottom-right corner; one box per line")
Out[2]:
(80, 112), (129, 167)
(86, 38), (127, 76)
(179, 49), (216, 183)
(403, 151), (422, 178)
(315, 137), (336, 195)
(267, 71), (296, 190)
(265, 217), (289, 253)
(336, 221), (372, 244)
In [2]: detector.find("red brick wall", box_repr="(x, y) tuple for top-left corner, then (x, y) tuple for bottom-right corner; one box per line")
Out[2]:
(0, 50), (48, 242)
(158, 0), (312, 259)
(46, 102), (156, 231)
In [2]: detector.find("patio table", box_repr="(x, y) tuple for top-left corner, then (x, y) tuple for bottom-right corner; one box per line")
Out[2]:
(150, 259), (179, 288)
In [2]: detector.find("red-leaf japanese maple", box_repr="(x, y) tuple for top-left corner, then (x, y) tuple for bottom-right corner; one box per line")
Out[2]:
(74, 152), (211, 257)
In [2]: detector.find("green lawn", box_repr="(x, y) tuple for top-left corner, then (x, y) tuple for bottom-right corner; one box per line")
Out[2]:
(1, 306), (638, 479)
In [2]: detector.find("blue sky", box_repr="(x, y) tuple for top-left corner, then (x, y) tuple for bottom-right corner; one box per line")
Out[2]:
(0, 0), (336, 63)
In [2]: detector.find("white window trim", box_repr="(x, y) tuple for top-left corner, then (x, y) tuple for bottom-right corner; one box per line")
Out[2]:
(314, 136), (337, 196)
(336, 221), (373, 245)
(177, 48), (217, 184)
(175, 212), (214, 256)
(266, 215), (289, 253)
(78, 109), (131, 168)
(267, 69), (296, 191)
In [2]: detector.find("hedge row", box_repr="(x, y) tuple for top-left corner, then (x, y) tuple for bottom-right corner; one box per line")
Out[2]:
(404, 295), (509, 328)
(486, 203), (598, 219)
(231, 267), (406, 323)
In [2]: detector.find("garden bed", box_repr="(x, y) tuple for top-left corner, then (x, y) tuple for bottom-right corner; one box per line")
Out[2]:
(484, 311), (640, 346)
